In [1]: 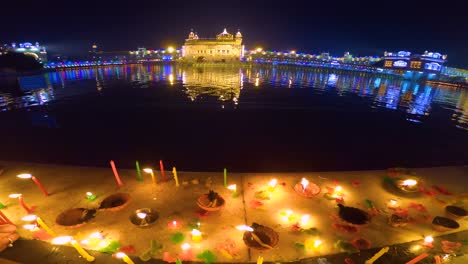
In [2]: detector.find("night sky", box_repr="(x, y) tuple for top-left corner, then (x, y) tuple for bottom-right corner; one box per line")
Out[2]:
(3, 0), (468, 67)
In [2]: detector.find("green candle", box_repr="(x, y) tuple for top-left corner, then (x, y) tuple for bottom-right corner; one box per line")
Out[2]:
(136, 161), (143, 182)
(224, 168), (227, 187)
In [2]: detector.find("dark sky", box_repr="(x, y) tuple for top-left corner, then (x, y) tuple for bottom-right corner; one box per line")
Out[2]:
(3, 0), (468, 67)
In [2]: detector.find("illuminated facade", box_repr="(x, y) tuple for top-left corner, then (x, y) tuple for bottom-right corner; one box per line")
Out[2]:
(182, 28), (244, 62)
(4, 42), (48, 63)
(383, 51), (447, 74)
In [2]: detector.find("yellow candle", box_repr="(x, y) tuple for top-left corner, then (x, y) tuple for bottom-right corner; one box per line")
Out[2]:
(71, 240), (95, 262)
(365, 246), (389, 264)
(191, 229), (202, 242)
(257, 256), (263, 264)
(116, 252), (135, 264)
(172, 167), (179, 187)
(36, 217), (57, 237)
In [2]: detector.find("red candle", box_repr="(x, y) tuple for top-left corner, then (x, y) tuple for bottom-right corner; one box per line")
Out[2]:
(17, 174), (49, 197)
(19, 196), (33, 213)
(0, 210), (14, 225)
(110, 160), (123, 187)
(160, 160), (166, 182)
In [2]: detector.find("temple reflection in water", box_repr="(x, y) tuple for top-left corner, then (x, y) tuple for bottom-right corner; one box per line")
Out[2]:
(0, 64), (467, 130)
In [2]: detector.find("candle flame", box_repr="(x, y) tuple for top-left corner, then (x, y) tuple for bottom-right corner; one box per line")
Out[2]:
(314, 240), (322, 248)
(23, 224), (37, 230)
(86, 192), (93, 196)
(52, 236), (72, 245)
(181, 243), (191, 250)
(424, 236), (434, 243)
(301, 178), (309, 189)
(335, 186), (343, 192)
(17, 174), (32, 179)
(9, 193), (22, 198)
(116, 252), (127, 258)
(137, 212), (147, 219)
(227, 184), (237, 191)
(90, 232), (103, 239)
(191, 229), (201, 235)
(390, 199), (397, 205)
(269, 179), (277, 188)
(143, 168), (153, 173)
(402, 179), (417, 186)
(172, 220), (177, 226)
(21, 215), (37, 221)
(301, 214), (310, 226)
(236, 225), (254, 232)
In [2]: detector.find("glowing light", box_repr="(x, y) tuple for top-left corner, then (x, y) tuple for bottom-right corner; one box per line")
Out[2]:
(410, 244), (422, 252)
(255, 77), (259, 86)
(116, 252), (126, 258)
(335, 186), (342, 192)
(256, 48), (263, 52)
(227, 184), (237, 191)
(236, 225), (254, 232)
(301, 214), (310, 226)
(52, 236), (73, 245)
(21, 215), (37, 221)
(290, 50), (296, 54)
(301, 178), (309, 190)
(402, 179), (417, 186)
(167, 47), (175, 53)
(181, 243), (191, 250)
(169, 74), (174, 84)
(314, 240), (322, 248)
(8, 194), (22, 198)
(143, 168), (153, 173)
(86, 192), (93, 196)
(424, 236), (433, 243)
(23, 224), (37, 230)
(191, 229), (202, 242)
(137, 212), (147, 219)
(269, 179), (277, 188)
(17, 174), (32, 179)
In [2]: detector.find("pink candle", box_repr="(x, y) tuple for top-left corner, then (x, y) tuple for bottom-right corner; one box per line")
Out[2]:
(406, 252), (428, 264)
(0, 210), (14, 225)
(31, 176), (49, 197)
(110, 160), (123, 187)
(160, 160), (166, 182)
(19, 196), (33, 213)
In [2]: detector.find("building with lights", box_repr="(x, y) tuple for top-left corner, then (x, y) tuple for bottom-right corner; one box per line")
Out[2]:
(382, 51), (447, 75)
(2, 42), (47, 63)
(181, 28), (244, 62)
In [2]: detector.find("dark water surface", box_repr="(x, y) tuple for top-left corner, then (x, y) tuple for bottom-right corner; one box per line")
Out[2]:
(0, 64), (467, 172)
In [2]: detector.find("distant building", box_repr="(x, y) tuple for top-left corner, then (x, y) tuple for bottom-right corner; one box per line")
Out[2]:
(182, 28), (244, 62)
(383, 51), (447, 74)
(2, 42), (47, 63)
(88, 44), (129, 61)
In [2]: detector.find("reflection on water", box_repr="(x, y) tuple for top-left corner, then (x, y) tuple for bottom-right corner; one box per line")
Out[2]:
(0, 64), (467, 130)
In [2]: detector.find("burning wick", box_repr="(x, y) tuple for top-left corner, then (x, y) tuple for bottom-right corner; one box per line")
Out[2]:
(181, 243), (191, 250)
(402, 179), (417, 186)
(301, 214), (310, 226)
(301, 178), (309, 192)
(137, 212), (147, 226)
(86, 192), (97, 201)
(227, 184), (237, 197)
(388, 199), (398, 209)
(423, 236), (434, 248)
(236, 225), (254, 232)
(268, 179), (277, 191)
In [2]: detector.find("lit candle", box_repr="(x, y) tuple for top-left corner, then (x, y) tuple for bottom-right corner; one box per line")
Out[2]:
(71, 239), (95, 262)
(36, 217), (56, 237)
(172, 167), (179, 187)
(257, 256), (263, 264)
(116, 252), (135, 264)
(9, 194), (33, 213)
(86, 192), (97, 202)
(301, 178), (309, 191)
(305, 238), (322, 251)
(406, 252), (429, 264)
(168, 220), (179, 229)
(364, 246), (389, 264)
(268, 179), (277, 192)
(387, 199), (398, 209)
(17, 174), (49, 197)
(137, 212), (147, 226)
(136, 161), (143, 182)
(422, 236), (434, 248)
(223, 168), (227, 187)
(301, 214), (310, 226)
(181, 243), (191, 251)
(159, 160), (166, 182)
(191, 229), (202, 242)
(228, 184), (237, 197)
(333, 186), (343, 197)
(143, 168), (156, 186)
(110, 160), (123, 187)
(236, 225), (254, 232)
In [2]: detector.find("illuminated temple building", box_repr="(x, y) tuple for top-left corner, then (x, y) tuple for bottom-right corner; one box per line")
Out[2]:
(182, 28), (244, 62)
(382, 51), (447, 78)
(1, 42), (47, 63)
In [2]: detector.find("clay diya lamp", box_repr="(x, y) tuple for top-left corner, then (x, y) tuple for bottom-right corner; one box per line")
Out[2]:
(432, 216), (460, 232)
(197, 190), (225, 212)
(56, 208), (97, 228)
(394, 177), (420, 193)
(243, 223), (279, 251)
(129, 208), (159, 227)
(388, 213), (410, 228)
(294, 178), (321, 198)
(98, 193), (132, 212)
(337, 204), (370, 226)
(445, 205), (467, 220)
